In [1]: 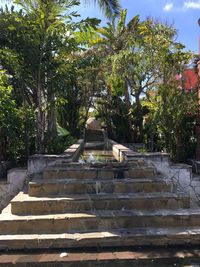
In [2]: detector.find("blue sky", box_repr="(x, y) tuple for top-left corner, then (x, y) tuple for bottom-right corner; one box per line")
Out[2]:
(76, 0), (200, 53)
(1, 0), (199, 52)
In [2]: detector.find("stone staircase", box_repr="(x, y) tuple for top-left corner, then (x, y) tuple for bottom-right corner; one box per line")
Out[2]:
(1, 159), (200, 251)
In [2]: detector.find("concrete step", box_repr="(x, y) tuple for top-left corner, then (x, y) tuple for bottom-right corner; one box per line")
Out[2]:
(125, 168), (156, 179)
(43, 167), (156, 180)
(1, 226), (200, 250)
(11, 192), (190, 215)
(29, 178), (173, 196)
(53, 160), (148, 169)
(1, 209), (200, 234)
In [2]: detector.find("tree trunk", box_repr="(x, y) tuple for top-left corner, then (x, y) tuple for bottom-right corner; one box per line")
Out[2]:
(47, 85), (57, 142)
(135, 92), (143, 142)
(35, 64), (45, 153)
(124, 83), (135, 142)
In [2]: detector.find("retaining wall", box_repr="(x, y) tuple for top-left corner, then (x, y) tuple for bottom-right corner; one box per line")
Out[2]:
(28, 139), (84, 174)
(0, 168), (27, 211)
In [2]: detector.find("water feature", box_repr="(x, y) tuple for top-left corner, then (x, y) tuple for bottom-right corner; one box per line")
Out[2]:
(79, 150), (117, 163)
(95, 181), (101, 194)
(77, 149), (117, 195)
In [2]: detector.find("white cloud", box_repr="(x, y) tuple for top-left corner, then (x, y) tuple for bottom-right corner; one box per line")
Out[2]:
(163, 2), (174, 11)
(184, 0), (200, 9)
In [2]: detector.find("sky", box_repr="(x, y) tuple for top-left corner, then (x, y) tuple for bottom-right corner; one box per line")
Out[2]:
(1, 0), (199, 53)
(76, 0), (200, 53)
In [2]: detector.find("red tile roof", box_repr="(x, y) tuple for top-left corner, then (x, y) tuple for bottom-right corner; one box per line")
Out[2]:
(183, 69), (198, 90)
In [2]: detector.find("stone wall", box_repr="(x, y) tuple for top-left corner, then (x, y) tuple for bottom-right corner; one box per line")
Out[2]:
(108, 139), (192, 181)
(0, 168), (27, 212)
(108, 139), (198, 204)
(0, 140), (85, 212)
(28, 139), (84, 174)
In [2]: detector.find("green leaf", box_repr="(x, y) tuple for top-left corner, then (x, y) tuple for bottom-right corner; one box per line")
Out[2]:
(57, 124), (70, 136)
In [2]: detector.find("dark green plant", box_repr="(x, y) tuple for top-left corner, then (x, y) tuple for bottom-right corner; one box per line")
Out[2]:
(0, 71), (35, 163)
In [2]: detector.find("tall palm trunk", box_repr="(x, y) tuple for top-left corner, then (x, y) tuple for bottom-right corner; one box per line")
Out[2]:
(135, 91), (143, 142)
(36, 74), (45, 153)
(124, 82), (134, 141)
(47, 82), (57, 142)
(35, 49), (46, 153)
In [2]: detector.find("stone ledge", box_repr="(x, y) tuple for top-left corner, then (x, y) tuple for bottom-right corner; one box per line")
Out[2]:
(108, 140), (170, 165)
(28, 139), (84, 174)
(0, 168), (27, 211)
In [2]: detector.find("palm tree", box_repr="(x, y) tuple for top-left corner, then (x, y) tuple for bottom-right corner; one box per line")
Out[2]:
(0, 0), (121, 152)
(2, 0), (121, 18)
(88, 0), (121, 18)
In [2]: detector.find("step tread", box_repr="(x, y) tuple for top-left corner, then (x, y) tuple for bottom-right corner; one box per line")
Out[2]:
(1, 208), (199, 221)
(1, 226), (200, 241)
(11, 191), (185, 203)
(44, 166), (154, 171)
(30, 178), (169, 185)
(1, 227), (200, 250)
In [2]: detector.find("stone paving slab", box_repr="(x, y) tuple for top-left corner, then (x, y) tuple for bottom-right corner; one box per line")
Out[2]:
(1, 248), (200, 267)
(0, 251), (200, 267)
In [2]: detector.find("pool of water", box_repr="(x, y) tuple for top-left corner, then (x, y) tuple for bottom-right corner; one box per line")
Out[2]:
(79, 150), (117, 163)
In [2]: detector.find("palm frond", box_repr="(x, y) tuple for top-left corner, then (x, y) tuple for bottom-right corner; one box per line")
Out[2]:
(86, 0), (121, 19)
(98, 0), (120, 18)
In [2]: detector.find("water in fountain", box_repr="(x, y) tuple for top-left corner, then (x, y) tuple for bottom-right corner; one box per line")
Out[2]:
(87, 153), (96, 163)
(81, 150), (116, 163)
(95, 181), (101, 194)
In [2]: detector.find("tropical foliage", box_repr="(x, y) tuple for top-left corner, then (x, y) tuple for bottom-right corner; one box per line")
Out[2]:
(0, 2), (198, 163)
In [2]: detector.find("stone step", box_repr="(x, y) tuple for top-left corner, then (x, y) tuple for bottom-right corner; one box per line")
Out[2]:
(11, 192), (190, 215)
(1, 226), (200, 250)
(43, 167), (156, 180)
(29, 178), (173, 196)
(54, 160), (148, 169)
(1, 209), (200, 235)
(125, 168), (156, 179)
